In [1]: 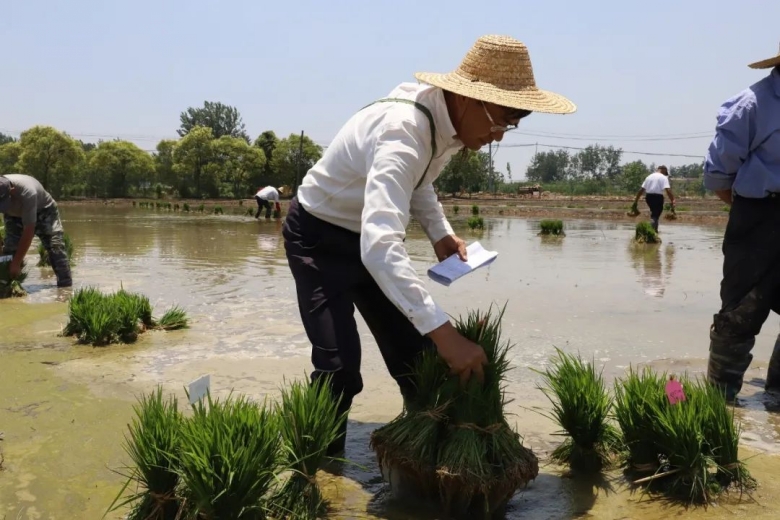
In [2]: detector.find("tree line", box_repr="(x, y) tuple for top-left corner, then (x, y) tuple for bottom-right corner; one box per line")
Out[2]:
(0, 101), (323, 199)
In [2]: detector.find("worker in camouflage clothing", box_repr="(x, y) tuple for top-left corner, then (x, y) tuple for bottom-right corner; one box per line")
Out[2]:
(0, 174), (72, 287)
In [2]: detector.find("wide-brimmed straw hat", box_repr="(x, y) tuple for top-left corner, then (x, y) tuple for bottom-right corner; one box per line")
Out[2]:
(415, 35), (576, 115)
(748, 42), (780, 69)
(278, 186), (285, 194)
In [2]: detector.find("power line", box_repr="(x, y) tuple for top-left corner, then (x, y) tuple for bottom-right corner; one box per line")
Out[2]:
(505, 131), (712, 142)
(499, 142), (704, 159)
(503, 128), (714, 139)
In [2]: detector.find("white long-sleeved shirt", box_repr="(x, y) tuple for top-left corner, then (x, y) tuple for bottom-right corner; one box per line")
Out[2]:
(297, 82), (463, 335)
(255, 186), (280, 201)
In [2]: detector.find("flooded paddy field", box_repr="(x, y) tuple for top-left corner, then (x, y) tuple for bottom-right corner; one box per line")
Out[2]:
(2, 205), (780, 519)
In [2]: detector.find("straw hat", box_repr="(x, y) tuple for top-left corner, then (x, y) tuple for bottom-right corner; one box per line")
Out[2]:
(415, 35), (576, 115)
(278, 186), (285, 194)
(748, 42), (780, 69)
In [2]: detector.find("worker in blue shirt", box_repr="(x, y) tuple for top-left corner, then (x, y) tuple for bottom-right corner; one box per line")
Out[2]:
(703, 42), (780, 401)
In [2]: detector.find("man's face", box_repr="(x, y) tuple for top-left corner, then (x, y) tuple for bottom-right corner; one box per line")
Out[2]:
(458, 100), (527, 151)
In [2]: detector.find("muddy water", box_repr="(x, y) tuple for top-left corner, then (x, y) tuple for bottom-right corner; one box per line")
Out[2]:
(2, 205), (780, 519)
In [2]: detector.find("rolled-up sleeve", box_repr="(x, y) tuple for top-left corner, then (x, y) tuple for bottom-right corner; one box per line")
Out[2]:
(704, 97), (755, 192)
(360, 120), (449, 335)
(410, 183), (454, 245)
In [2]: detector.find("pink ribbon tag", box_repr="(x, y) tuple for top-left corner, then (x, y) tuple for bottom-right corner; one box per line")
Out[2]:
(665, 377), (686, 405)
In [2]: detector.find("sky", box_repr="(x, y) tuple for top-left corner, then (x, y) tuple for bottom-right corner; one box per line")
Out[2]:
(2, 0), (779, 180)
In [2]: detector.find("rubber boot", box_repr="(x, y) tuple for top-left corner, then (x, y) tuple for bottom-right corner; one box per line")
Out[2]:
(766, 333), (780, 393)
(707, 327), (754, 402)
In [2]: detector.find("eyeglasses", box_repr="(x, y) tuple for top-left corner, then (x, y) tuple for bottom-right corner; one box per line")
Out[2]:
(481, 101), (518, 133)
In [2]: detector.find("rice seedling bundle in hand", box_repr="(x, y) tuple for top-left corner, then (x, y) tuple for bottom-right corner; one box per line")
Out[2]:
(269, 376), (344, 519)
(107, 387), (183, 520)
(634, 222), (661, 244)
(665, 204), (678, 220)
(535, 348), (620, 473)
(627, 201), (640, 216)
(62, 287), (188, 346)
(370, 305), (539, 519)
(177, 391), (281, 520)
(37, 233), (74, 267)
(0, 259), (28, 298)
(539, 220), (565, 236)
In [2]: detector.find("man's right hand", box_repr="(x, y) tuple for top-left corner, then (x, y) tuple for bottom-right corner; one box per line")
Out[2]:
(715, 189), (733, 206)
(429, 321), (488, 385)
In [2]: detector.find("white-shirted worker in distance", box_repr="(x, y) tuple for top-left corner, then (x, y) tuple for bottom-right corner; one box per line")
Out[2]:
(282, 35), (576, 457)
(633, 165), (676, 233)
(254, 185), (283, 219)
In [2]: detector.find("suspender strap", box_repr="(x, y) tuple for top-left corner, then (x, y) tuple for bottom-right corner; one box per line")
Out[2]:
(361, 98), (437, 190)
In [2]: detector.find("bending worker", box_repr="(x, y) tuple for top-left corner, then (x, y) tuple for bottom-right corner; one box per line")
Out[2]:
(0, 174), (72, 287)
(283, 35), (576, 456)
(254, 185), (283, 219)
(633, 165), (676, 233)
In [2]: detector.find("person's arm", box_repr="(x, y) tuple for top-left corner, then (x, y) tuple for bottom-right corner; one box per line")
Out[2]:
(634, 187), (645, 204)
(703, 96), (755, 205)
(360, 119), (487, 381)
(663, 177), (675, 206)
(410, 183), (454, 247)
(11, 198), (37, 275)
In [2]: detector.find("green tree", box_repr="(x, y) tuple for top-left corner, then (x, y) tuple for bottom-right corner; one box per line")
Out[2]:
(0, 142), (22, 175)
(154, 139), (178, 189)
(210, 136), (266, 198)
(253, 130), (278, 186)
(435, 150), (490, 196)
(173, 126), (215, 198)
(178, 101), (249, 142)
(77, 140), (97, 153)
(87, 140), (156, 197)
(670, 162), (704, 178)
(0, 133), (16, 145)
(270, 133), (323, 190)
(526, 149), (569, 183)
(17, 126), (84, 197)
(620, 160), (650, 193)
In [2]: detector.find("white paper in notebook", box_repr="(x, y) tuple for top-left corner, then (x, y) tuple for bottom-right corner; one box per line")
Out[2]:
(427, 241), (498, 286)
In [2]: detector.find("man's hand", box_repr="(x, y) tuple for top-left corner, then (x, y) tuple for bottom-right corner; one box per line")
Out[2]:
(429, 322), (488, 385)
(433, 234), (467, 262)
(715, 189), (733, 206)
(9, 258), (22, 278)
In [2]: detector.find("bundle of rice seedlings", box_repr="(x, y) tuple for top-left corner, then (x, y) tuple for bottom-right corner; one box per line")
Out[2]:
(614, 367), (667, 472)
(665, 205), (678, 220)
(173, 204), (180, 211)
(272, 209), (282, 219)
(627, 201), (640, 216)
(471, 204), (480, 216)
(177, 391), (281, 519)
(453, 205), (460, 214)
(535, 348), (620, 473)
(107, 387), (183, 519)
(154, 305), (189, 331)
(269, 377), (344, 519)
(0, 259), (28, 298)
(182, 203), (190, 212)
(37, 233), (74, 267)
(466, 215), (485, 230)
(539, 219), (565, 236)
(246, 208), (254, 216)
(634, 222), (660, 244)
(371, 305), (538, 519)
(213, 206), (224, 215)
(197, 204), (205, 213)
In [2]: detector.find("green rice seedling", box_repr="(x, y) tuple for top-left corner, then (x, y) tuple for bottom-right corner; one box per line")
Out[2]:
(246, 208), (254, 216)
(173, 204), (179, 212)
(635, 222), (660, 244)
(156, 203), (162, 209)
(273, 209), (282, 219)
(0, 259), (28, 298)
(539, 219), (565, 236)
(177, 391), (281, 520)
(214, 206), (224, 215)
(534, 348), (621, 473)
(614, 367), (667, 472)
(37, 233), (74, 267)
(107, 387), (183, 520)
(471, 204), (480, 216)
(466, 216), (484, 230)
(665, 204), (678, 220)
(722, 205), (731, 212)
(197, 204), (205, 213)
(183, 203), (190, 212)
(627, 201), (640, 216)
(453, 205), (460, 214)
(269, 377), (344, 519)
(154, 306), (189, 331)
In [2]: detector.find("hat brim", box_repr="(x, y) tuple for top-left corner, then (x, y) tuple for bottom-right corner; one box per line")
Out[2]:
(748, 55), (780, 69)
(414, 71), (576, 115)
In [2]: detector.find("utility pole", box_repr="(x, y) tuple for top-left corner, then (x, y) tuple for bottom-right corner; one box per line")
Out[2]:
(488, 142), (493, 193)
(294, 130), (304, 194)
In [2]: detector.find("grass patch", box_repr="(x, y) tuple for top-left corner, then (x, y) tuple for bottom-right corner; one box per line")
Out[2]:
(37, 233), (74, 267)
(0, 259), (28, 298)
(635, 222), (661, 244)
(539, 219), (565, 236)
(62, 286), (188, 346)
(466, 216), (484, 230)
(370, 305), (539, 517)
(534, 348), (620, 473)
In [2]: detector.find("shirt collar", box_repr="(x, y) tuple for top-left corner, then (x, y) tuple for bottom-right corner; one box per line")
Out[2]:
(429, 87), (461, 150)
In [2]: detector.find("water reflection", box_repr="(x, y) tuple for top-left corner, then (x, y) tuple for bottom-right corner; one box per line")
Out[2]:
(628, 243), (676, 298)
